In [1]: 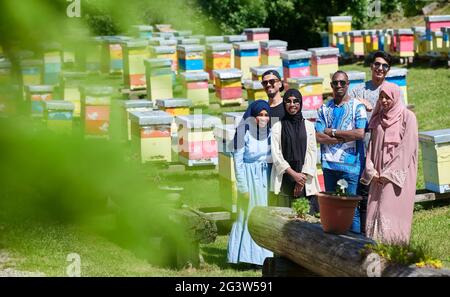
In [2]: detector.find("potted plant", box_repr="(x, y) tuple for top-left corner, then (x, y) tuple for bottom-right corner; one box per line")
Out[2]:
(317, 179), (362, 234)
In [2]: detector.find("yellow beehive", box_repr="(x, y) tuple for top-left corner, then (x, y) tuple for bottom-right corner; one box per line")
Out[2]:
(260, 40), (287, 67)
(244, 80), (267, 103)
(308, 47), (339, 94)
(43, 100), (74, 134)
(224, 35), (248, 68)
(233, 42), (260, 81)
(155, 98), (192, 135)
(144, 58), (173, 101)
(60, 72), (89, 118)
(327, 16), (352, 47)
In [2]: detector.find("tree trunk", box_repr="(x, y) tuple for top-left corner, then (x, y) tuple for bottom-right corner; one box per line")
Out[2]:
(248, 206), (450, 277)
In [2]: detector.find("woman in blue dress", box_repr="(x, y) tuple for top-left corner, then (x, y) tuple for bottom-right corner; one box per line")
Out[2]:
(227, 100), (274, 267)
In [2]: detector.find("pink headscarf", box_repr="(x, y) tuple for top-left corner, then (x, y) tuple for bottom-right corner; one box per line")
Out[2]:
(368, 82), (405, 145)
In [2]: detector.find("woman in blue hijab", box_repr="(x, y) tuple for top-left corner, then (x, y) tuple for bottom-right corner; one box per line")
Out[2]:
(228, 100), (273, 268)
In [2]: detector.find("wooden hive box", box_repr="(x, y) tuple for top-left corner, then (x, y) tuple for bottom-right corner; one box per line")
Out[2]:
(43, 100), (74, 134)
(121, 40), (149, 91)
(281, 50), (312, 80)
(260, 40), (287, 67)
(24, 85), (56, 117)
(180, 71), (209, 107)
(287, 76), (324, 111)
(144, 58), (173, 101)
(308, 47), (339, 94)
(80, 86), (114, 139)
(213, 68), (243, 106)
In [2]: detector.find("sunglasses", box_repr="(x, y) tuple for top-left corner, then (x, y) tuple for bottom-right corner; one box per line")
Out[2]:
(261, 79), (280, 87)
(284, 98), (301, 105)
(373, 61), (390, 71)
(331, 80), (347, 87)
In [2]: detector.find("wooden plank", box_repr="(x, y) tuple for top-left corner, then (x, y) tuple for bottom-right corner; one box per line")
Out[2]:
(415, 190), (450, 203)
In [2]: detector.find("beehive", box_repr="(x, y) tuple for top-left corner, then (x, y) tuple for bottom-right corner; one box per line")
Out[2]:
(213, 68), (243, 106)
(244, 28), (270, 41)
(129, 110), (173, 163)
(362, 30), (377, 54)
(419, 129), (450, 193)
(346, 71), (366, 92)
(25, 85), (56, 117)
(153, 32), (176, 40)
(349, 31), (365, 57)
(233, 42), (260, 81)
(43, 100), (74, 134)
(442, 27), (450, 54)
(60, 72), (89, 118)
(384, 29), (396, 55)
(132, 25), (154, 39)
(19, 59), (43, 91)
(287, 76), (324, 112)
(149, 45), (177, 74)
(100, 36), (131, 74)
(177, 38), (201, 45)
(394, 29), (415, 57)
(260, 40), (287, 67)
(386, 67), (408, 105)
(111, 99), (153, 142)
(368, 30), (380, 52)
(431, 31), (445, 57)
(250, 65), (280, 81)
(155, 98), (192, 135)
(334, 32), (346, 55)
(202, 36), (225, 45)
(320, 32), (329, 47)
(425, 15), (450, 52)
(42, 42), (62, 85)
(175, 114), (220, 167)
(376, 29), (385, 51)
(224, 35), (248, 68)
(342, 32), (351, 53)
(327, 16), (352, 47)
(144, 58), (173, 101)
(308, 47), (339, 94)
(205, 43), (232, 80)
(244, 80), (266, 103)
(412, 26), (427, 56)
(80, 86), (113, 138)
(180, 71), (209, 107)
(122, 40), (149, 91)
(281, 50), (312, 80)
(177, 45), (205, 72)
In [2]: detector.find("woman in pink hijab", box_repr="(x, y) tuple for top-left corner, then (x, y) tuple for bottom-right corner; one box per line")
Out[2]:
(360, 82), (418, 244)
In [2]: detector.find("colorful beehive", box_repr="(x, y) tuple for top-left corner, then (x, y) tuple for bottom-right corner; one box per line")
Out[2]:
(132, 25), (154, 39)
(260, 40), (287, 68)
(394, 29), (414, 57)
(148, 43), (178, 73)
(224, 35), (248, 68)
(334, 32), (346, 55)
(384, 29), (396, 55)
(175, 114), (220, 167)
(155, 98), (192, 135)
(112, 99), (153, 142)
(431, 31), (445, 57)
(250, 65), (280, 81)
(144, 58), (173, 101)
(425, 15), (450, 52)
(287, 76), (324, 112)
(213, 68), (243, 106)
(244, 80), (266, 103)
(442, 27), (450, 53)
(386, 67), (408, 105)
(362, 30), (376, 54)
(349, 30), (365, 57)
(100, 36), (131, 75)
(202, 36), (225, 45)
(205, 43), (232, 80)
(25, 85), (56, 117)
(376, 29), (385, 51)
(180, 71), (209, 107)
(41, 42), (62, 85)
(281, 50), (312, 80)
(234, 42), (260, 81)
(419, 129), (450, 193)
(19, 59), (43, 91)
(412, 26), (427, 56)
(60, 71), (88, 118)
(80, 86), (113, 139)
(347, 71), (366, 92)
(129, 110), (173, 163)
(177, 45), (205, 72)
(368, 30), (380, 53)
(327, 16), (352, 47)
(43, 100), (74, 134)
(244, 28), (270, 42)
(308, 47), (339, 94)
(320, 32), (329, 47)
(122, 40), (149, 91)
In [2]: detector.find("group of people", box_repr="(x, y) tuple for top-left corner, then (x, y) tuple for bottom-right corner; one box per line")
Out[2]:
(227, 51), (419, 267)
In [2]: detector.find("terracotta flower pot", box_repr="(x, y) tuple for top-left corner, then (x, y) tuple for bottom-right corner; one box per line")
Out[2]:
(317, 192), (362, 234)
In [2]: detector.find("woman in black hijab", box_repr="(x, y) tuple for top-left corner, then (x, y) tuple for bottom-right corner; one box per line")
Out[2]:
(270, 89), (321, 208)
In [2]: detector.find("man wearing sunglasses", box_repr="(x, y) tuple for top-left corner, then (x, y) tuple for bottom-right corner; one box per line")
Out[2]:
(316, 71), (367, 234)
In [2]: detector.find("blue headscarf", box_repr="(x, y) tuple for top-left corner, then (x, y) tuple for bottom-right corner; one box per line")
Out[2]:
(234, 100), (271, 150)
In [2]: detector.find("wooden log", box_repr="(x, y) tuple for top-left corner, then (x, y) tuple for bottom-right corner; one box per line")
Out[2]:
(248, 206), (450, 277)
(415, 190), (450, 203)
(262, 257), (320, 277)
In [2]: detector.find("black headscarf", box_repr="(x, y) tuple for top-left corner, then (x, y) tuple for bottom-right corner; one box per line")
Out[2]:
(280, 89), (307, 197)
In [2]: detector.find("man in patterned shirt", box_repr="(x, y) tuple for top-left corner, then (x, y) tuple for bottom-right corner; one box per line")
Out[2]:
(315, 71), (367, 234)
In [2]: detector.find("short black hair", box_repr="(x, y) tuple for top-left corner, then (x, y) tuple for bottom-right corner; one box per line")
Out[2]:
(262, 69), (284, 92)
(332, 70), (349, 81)
(372, 51), (392, 66)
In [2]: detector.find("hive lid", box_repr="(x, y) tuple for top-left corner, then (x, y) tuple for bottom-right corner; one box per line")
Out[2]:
(129, 110), (173, 125)
(120, 99), (153, 109)
(175, 114), (221, 129)
(307, 47), (339, 56)
(149, 45), (176, 54)
(244, 28), (270, 33)
(394, 29), (414, 35)
(260, 40), (288, 48)
(133, 25), (154, 32)
(155, 98), (192, 108)
(174, 30), (192, 37)
(176, 45), (205, 52)
(243, 80), (264, 90)
(250, 65), (279, 76)
(43, 100), (75, 111)
(144, 58), (172, 68)
(424, 15), (450, 22)
(224, 35), (248, 43)
(213, 68), (242, 80)
(233, 42), (259, 50)
(205, 43), (232, 52)
(180, 71), (209, 81)
(349, 30), (364, 37)
(204, 36), (225, 44)
(122, 40), (148, 48)
(25, 85), (55, 93)
(327, 16), (352, 22)
(346, 71), (366, 81)
(148, 38), (177, 46)
(419, 129), (450, 144)
(280, 50), (312, 60)
(177, 38), (201, 45)
(287, 76), (324, 85)
(80, 86), (114, 96)
(362, 29), (377, 35)
(386, 67), (408, 77)
(154, 32), (176, 39)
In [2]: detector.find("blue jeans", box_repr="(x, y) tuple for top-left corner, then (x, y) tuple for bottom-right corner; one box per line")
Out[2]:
(322, 168), (361, 234)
